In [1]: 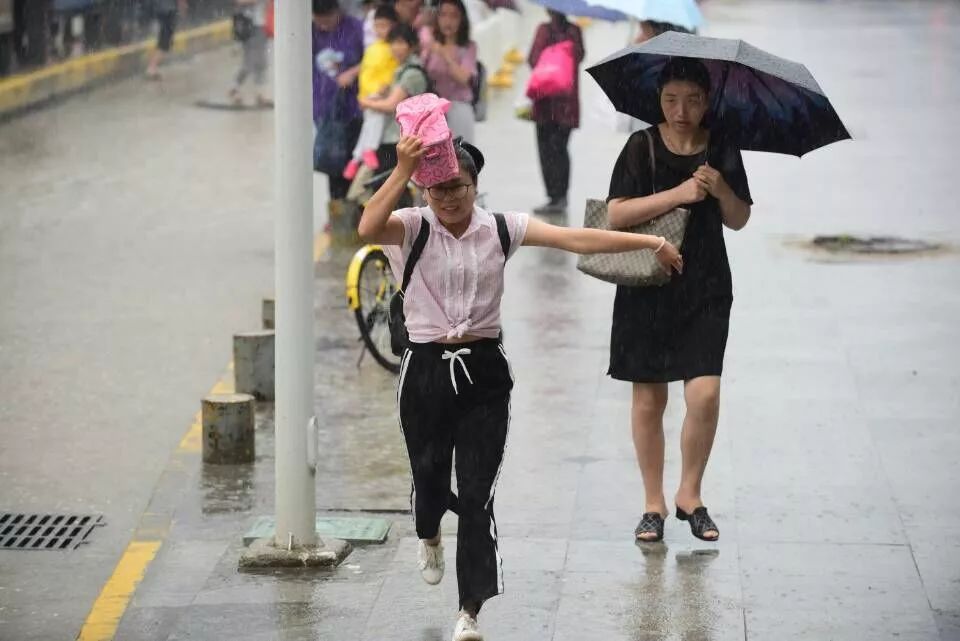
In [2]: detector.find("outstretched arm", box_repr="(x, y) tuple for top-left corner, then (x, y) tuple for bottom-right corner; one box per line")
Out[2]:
(522, 218), (683, 274)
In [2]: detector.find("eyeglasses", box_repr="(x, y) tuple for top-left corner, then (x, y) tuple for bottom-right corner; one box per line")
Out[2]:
(426, 183), (472, 201)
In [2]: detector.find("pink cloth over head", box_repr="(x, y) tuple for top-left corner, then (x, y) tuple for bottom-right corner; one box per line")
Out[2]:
(396, 93), (461, 187)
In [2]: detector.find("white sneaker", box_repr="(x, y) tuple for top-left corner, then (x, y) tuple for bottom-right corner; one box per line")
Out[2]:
(452, 611), (483, 641)
(418, 540), (444, 585)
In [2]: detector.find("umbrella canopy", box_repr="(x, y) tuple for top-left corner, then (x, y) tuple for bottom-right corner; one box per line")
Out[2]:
(480, 0), (520, 11)
(587, 31), (850, 156)
(528, 0), (628, 22)
(585, 0), (702, 32)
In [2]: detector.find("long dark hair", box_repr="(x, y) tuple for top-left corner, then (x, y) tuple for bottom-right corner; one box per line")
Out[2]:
(433, 0), (471, 47)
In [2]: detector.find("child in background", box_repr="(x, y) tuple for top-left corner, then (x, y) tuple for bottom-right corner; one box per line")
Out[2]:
(343, 4), (400, 180)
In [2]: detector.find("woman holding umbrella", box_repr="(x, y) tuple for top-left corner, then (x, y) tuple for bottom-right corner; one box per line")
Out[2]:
(606, 57), (752, 543)
(591, 30), (848, 543)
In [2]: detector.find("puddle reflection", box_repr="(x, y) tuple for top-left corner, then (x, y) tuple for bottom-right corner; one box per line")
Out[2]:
(628, 544), (723, 640)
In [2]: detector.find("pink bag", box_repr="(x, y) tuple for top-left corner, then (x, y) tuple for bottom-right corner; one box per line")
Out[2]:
(526, 40), (576, 100)
(395, 93), (460, 187)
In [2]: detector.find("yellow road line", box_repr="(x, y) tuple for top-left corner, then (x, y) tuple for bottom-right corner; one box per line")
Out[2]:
(76, 541), (162, 641)
(78, 229), (332, 640)
(0, 20), (231, 116)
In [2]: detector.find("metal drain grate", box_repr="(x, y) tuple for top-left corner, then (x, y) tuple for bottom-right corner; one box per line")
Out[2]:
(0, 513), (105, 550)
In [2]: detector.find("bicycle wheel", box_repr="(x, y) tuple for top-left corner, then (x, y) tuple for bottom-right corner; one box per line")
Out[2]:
(353, 248), (402, 374)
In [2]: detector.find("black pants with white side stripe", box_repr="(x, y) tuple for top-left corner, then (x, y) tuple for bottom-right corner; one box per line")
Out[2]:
(397, 338), (514, 611)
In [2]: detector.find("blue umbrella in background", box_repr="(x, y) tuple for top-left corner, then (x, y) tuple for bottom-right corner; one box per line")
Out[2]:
(529, 0), (629, 21)
(585, 0), (703, 32)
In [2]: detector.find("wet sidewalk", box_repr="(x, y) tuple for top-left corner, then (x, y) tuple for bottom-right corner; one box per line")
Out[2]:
(113, 1), (960, 640)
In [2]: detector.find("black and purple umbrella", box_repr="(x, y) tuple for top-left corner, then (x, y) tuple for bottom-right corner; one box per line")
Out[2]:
(588, 31), (850, 156)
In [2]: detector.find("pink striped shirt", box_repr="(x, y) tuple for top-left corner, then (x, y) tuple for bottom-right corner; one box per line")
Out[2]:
(383, 206), (530, 343)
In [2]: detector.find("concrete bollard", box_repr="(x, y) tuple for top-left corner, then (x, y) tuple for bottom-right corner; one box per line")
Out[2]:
(202, 393), (256, 464)
(262, 298), (275, 330)
(234, 331), (275, 401)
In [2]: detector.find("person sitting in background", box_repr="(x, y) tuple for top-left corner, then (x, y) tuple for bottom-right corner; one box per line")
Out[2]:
(343, 4), (400, 180)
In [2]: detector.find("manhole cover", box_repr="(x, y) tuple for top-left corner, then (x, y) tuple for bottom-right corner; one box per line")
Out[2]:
(811, 235), (942, 255)
(0, 513), (105, 551)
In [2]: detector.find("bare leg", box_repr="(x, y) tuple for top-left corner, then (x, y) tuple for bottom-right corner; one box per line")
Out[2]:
(631, 382), (668, 540)
(675, 375), (721, 539)
(146, 49), (163, 77)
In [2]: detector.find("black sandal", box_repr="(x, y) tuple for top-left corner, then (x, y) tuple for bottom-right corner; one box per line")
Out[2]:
(634, 512), (665, 543)
(675, 506), (719, 541)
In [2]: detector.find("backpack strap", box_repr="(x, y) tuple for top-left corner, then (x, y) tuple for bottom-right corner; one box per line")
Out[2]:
(401, 216), (430, 293)
(493, 213), (511, 259)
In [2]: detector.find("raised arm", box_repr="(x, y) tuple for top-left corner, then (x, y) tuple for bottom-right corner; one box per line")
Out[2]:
(357, 137), (424, 244)
(522, 218), (683, 274)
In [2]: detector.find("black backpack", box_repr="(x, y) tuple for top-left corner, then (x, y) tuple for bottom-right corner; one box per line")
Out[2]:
(389, 213), (512, 356)
(471, 61), (488, 122)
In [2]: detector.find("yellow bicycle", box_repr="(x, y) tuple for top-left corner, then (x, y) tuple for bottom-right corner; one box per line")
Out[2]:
(345, 243), (401, 373)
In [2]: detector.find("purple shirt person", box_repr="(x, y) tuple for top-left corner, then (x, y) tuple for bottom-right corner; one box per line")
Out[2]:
(312, 0), (365, 123)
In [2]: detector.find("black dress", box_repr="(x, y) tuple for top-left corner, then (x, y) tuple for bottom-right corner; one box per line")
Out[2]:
(607, 126), (752, 383)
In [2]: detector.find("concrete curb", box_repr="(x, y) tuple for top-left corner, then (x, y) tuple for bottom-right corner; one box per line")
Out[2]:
(0, 19), (232, 119)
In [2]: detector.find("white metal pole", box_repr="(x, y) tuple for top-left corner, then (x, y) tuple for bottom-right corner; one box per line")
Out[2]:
(273, 0), (317, 548)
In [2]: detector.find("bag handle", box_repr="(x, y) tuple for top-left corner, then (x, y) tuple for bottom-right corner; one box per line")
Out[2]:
(642, 127), (710, 196)
(401, 216), (430, 293)
(642, 128), (658, 194)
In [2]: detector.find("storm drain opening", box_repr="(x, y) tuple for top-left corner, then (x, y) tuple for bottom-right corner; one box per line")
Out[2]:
(810, 235), (944, 256)
(0, 513), (105, 551)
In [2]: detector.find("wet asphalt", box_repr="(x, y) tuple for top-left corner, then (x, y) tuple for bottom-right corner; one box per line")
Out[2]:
(1, 1), (959, 639)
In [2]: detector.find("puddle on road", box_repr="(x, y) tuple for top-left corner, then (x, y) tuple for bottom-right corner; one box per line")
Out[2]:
(786, 235), (954, 262)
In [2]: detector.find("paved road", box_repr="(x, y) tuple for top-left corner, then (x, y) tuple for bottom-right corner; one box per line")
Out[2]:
(2, 0), (959, 639)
